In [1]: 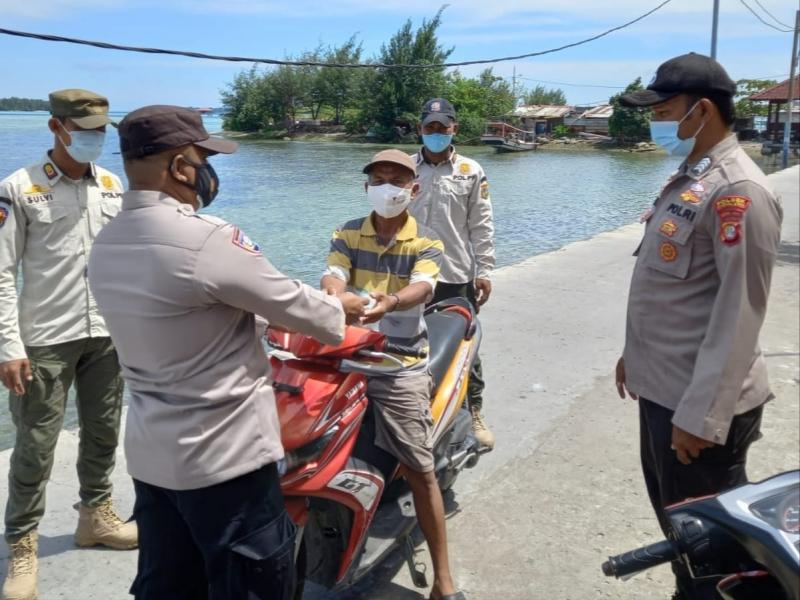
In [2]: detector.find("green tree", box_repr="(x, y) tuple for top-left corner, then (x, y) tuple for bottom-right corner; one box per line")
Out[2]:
(314, 36), (366, 124)
(221, 66), (272, 131)
(364, 7), (453, 138)
(522, 85), (567, 106)
(608, 77), (650, 143)
(734, 79), (777, 118)
(0, 97), (50, 111)
(446, 69), (516, 142)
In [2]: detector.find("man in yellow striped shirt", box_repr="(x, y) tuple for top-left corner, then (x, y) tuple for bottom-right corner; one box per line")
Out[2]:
(322, 149), (464, 600)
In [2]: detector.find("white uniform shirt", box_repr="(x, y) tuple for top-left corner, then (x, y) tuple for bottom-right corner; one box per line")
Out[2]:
(0, 156), (123, 362)
(409, 148), (495, 284)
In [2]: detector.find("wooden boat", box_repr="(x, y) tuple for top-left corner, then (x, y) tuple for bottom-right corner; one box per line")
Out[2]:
(480, 122), (538, 153)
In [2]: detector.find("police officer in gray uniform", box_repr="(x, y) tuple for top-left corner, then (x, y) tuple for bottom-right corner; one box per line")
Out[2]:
(88, 105), (366, 599)
(614, 54), (783, 600)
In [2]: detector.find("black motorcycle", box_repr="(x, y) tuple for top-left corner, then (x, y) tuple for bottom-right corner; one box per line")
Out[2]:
(603, 470), (799, 600)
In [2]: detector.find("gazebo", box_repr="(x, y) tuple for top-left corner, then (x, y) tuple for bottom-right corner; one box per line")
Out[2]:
(749, 79), (800, 150)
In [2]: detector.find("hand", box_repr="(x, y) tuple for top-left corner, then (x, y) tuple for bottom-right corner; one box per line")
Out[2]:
(615, 357), (638, 400)
(671, 425), (715, 465)
(362, 292), (397, 325)
(337, 292), (369, 325)
(474, 278), (492, 307)
(0, 359), (33, 395)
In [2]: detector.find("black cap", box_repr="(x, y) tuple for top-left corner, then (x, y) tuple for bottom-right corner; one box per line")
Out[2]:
(118, 105), (238, 159)
(421, 98), (457, 126)
(620, 53), (737, 108)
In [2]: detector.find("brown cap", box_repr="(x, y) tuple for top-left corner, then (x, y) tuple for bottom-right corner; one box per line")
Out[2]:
(118, 105), (238, 160)
(362, 149), (417, 177)
(49, 89), (114, 129)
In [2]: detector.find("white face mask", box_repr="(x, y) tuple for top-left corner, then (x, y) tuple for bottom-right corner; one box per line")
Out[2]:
(58, 123), (106, 164)
(367, 183), (412, 218)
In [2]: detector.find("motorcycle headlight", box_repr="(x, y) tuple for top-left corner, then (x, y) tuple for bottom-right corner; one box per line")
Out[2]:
(278, 425), (339, 476)
(750, 484), (800, 534)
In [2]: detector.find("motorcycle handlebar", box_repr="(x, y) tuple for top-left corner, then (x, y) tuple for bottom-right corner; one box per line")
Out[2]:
(382, 343), (428, 359)
(602, 539), (678, 578)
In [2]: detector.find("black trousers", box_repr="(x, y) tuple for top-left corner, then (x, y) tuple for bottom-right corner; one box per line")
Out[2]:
(429, 281), (485, 409)
(131, 463), (296, 600)
(639, 398), (764, 600)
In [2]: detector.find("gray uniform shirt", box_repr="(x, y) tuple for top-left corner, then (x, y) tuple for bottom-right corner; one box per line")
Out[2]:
(623, 134), (783, 444)
(409, 149), (495, 284)
(0, 156), (123, 362)
(88, 191), (345, 490)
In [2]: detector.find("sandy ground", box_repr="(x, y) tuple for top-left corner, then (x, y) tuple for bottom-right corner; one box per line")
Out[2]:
(0, 167), (797, 599)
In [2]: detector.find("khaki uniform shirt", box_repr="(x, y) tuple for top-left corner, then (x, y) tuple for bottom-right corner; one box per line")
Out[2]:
(88, 191), (345, 490)
(0, 156), (123, 363)
(409, 148), (495, 284)
(624, 134), (783, 444)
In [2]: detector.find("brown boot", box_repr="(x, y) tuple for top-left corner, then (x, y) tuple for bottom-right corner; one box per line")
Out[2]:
(470, 406), (495, 450)
(3, 530), (38, 600)
(74, 499), (138, 550)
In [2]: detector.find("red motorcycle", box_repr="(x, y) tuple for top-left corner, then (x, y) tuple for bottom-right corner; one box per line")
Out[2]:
(267, 298), (489, 597)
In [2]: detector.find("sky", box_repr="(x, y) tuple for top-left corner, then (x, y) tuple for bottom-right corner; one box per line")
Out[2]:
(0, 0), (797, 110)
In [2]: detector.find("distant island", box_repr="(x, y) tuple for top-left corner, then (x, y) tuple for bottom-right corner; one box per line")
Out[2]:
(0, 97), (50, 111)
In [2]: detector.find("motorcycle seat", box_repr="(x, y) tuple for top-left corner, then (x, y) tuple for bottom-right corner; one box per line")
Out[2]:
(425, 310), (468, 391)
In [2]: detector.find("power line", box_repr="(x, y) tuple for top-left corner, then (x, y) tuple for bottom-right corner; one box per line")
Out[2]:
(0, 0), (673, 70)
(516, 76), (625, 89)
(752, 0), (794, 29)
(738, 0), (794, 32)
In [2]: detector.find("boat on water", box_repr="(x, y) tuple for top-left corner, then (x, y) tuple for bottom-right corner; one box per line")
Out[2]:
(480, 122), (538, 153)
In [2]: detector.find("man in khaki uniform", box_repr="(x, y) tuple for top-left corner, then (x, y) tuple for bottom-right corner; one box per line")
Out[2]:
(0, 90), (137, 600)
(88, 105), (366, 599)
(614, 54), (782, 600)
(409, 98), (496, 449)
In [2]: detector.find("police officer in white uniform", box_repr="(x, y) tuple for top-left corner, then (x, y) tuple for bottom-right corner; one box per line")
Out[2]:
(615, 54), (783, 600)
(0, 89), (137, 600)
(88, 105), (366, 600)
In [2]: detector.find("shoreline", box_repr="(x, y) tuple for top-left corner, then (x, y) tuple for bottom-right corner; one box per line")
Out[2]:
(0, 167), (797, 599)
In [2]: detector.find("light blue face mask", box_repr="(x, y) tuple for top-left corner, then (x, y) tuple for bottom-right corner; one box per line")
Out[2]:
(422, 133), (453, 154)
(649, 101), (706, 157)
(59, 123), (106, 163)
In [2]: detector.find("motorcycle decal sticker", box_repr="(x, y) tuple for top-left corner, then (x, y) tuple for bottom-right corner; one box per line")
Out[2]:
(328, 471), (382, 511)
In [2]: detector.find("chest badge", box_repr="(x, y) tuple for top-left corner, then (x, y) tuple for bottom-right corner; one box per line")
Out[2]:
(659, 219), (679, 238)
(43, 163), (58, 180)
(659, 241), (678, 262)
(101, 175), (115, 190)
(459, 162), (471, 175)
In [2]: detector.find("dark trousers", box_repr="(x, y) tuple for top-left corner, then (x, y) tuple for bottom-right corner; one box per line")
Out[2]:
(639, 398), (764, 600)
(429, 281), (485, 410)
(131, 463), (296, 600)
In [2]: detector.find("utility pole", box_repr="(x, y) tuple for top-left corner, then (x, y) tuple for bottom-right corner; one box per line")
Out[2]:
(512, 65), (517, 103)
(710, 0), (720, 58)
(782, 9), (799, 169)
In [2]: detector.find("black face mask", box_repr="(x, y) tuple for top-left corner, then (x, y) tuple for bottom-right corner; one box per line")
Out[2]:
(174, 157), (220, 207)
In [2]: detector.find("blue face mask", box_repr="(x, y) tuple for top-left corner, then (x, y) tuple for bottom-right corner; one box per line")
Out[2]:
(649, 101), (706, 157)
(422, 133), (453, 154)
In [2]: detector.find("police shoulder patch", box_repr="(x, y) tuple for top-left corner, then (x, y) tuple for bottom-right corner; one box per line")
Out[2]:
(714, 195), (751, 246)
(0, 205), (9, 229)
(232, 228), (261, 254)
(480, 180), (490, 200)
